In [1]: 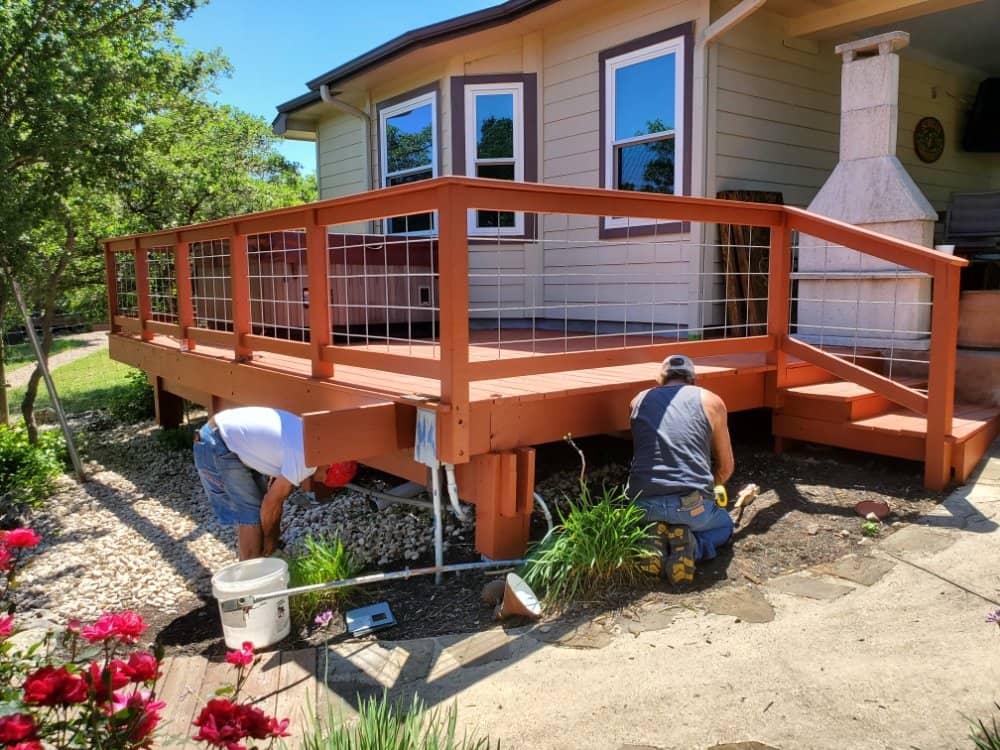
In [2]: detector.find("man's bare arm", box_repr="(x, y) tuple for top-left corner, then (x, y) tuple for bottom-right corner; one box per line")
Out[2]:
(702, 390), (734, 485)
(260, 476), (295, 557)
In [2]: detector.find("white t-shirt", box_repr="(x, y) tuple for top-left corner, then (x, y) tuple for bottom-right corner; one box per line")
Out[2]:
(214, 407), (315, 485)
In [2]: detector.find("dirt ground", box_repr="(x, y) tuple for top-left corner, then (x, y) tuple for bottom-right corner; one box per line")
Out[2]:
(154, 409), (943, 658)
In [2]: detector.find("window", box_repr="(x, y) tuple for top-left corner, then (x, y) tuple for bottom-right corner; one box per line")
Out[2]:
(451, 74), (537, 239)
(379, 89), (438, 233)
(464, 83), (523, 234)
(600, 25), (691, 235)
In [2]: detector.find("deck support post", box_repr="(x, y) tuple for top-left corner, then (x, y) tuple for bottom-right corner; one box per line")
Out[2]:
(305, 218), (333, 378)
(153, 376), (184, 428)
(437, 184), (471, 464)
(924, 263), (960, 490)
(463, 447), (536, 560)
(230, 230), (253, 361)
(104, 243), (120, 335)
(175, 239), (196, 351)
(765, 214), (791, 408)
(134, 240), (154, 342)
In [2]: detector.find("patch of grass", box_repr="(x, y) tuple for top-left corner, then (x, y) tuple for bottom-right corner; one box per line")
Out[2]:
(519, 483), (653, 607)
(970, 705), (1000, 749)
(7, 350), (139, 417)
(285, 535), (361, 623)
(3, 337), (87, 372)
(295, 693), (496, 750)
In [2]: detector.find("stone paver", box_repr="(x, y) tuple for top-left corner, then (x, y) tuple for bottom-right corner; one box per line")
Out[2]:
(325, 638), (435, 688)
(530, 619), (614, 649)
(704, 587), (775, 623)
(436, 630), (514, 669)
(617, 605), (681, 634)
(768, 573), (854, 601)
(810, 554), (895, 586)
(879, 525), (957, 556)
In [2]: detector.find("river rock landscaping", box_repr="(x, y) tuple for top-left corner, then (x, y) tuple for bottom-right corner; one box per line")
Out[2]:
(6, 410), (944, 656)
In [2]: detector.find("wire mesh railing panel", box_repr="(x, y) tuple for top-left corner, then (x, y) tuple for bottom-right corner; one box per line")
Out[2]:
(114, 252), (138, 318)
(463, 212), (768, 358)
(327, 218), (440, 355)
(790, 234), (932, 383)
(248, 231), (310, 342)
(147, 247), (178, 323)
(190, 238), (233, 332)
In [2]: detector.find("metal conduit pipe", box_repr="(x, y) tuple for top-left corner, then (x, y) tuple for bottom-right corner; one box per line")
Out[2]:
(443, 464), (471, 522)
(533, 492), (554, 536)
(342, 482), (433, 510)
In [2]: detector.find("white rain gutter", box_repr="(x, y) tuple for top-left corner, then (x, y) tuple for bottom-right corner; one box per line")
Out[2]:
(320, 83), (373, 190)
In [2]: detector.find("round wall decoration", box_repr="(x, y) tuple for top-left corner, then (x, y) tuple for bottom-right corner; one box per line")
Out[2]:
(913, 116), (945, 163)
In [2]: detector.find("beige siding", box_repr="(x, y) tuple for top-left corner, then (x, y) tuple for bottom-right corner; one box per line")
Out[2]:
(316, 113), (368, 200)
(539, 0), (708, 329)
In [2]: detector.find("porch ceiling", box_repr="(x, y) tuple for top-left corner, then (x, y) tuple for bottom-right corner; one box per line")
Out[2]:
(768, 0), (986, 39)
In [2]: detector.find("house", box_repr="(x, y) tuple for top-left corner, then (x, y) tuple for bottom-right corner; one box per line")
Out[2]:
(103, 0), (1000, 560)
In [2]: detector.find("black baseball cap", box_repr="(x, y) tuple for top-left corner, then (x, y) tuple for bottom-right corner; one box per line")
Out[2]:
(660, 354), (696, 383)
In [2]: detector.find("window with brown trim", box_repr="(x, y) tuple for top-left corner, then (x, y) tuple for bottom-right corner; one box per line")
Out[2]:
(451, 74), (538, 239)
(599, 22), (694, 238)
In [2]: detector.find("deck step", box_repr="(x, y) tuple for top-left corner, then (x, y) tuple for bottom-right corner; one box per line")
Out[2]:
(779, 376), (926, 422)
(773, 402), (1000, 481)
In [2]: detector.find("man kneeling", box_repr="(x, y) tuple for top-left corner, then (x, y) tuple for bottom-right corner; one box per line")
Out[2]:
(627, 354), (734, 583)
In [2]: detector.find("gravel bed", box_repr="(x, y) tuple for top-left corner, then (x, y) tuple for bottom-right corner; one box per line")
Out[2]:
(8, 416), (473, 633)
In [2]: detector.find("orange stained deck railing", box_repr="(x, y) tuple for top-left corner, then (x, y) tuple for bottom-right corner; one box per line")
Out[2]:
(104, 177), (967, 489)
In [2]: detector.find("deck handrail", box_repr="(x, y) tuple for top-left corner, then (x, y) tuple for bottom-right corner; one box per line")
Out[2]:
(104, 176), (968, 489)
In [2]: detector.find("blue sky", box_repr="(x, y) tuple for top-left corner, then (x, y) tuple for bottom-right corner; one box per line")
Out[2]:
(177, 0), (498, 174)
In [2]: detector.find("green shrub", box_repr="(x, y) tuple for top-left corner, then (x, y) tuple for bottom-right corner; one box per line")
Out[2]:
(108, 367), (154, 423)
(519, 484), (653, 606)
(0, 425), (65, 523)
(286, 535), (361, 623)
(295, 693), (495, 750)
(156, 425), (195, 451)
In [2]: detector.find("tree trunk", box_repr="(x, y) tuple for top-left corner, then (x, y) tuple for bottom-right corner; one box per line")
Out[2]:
(20, 226), (73, 443)
(0, 282), (9, 424)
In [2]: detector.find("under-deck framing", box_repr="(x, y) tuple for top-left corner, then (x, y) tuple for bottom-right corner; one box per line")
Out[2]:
(105, 177), (998, 558)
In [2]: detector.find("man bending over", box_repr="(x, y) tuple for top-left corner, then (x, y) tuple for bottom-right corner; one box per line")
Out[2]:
(628, 354), (735, 583)
(193, 406), (355, 560)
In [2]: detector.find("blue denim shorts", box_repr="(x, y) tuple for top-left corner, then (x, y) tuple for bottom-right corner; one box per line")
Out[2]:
(634, 491), (734, 561)
(193, 423), (268, 526)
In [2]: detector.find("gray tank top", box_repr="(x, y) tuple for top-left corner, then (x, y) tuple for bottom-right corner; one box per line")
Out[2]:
(628, 384), (714, 500)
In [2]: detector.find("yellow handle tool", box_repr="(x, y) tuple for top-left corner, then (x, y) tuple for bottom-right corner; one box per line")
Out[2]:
(714, 484), (728, 508)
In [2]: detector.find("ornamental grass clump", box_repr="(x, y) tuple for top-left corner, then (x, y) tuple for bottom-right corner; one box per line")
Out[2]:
(519, 483), (654, 607)
(295, 692), (495, 750)
(285, 535), (361, 624)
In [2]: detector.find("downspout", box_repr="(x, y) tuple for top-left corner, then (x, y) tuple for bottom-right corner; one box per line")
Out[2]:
(320, 83), (374, 191)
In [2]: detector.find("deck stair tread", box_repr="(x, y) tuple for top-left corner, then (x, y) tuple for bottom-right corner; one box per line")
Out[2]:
(851, 403), (1000, 440)
(783, 376), (926, 401)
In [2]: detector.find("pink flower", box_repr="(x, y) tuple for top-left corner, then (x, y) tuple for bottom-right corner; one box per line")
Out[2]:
(108, 689), (165, 745)
(191, 698), (290, 749)
(23, 665), (88, 706)
(1, 528), (41, 549)
(124, 651), (161, 683)
(0, 546), (12, 572)
(0, 713), (38, 743)
(314, 610), (334, 627)
(225, 641), (255, 667)
(0, 614), (14, 639)
(81, 611), (148, 644)
(9, 742), (44, 750)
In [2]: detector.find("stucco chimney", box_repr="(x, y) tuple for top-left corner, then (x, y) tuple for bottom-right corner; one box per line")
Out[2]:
(796, 31), (939, 350)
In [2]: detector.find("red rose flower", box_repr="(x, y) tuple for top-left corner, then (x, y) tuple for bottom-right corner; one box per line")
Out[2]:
(1, 528), (41, 549)
(0, 614), (14, 639)
(192, 697), (248, 749)
(124, 651), (160, 683)
(225, 641), (254, 667)
(82, 611), (148, 644)
(9, 742), (44, 750)
(0, 713), (37, 743)
(109, 689), (165, 745)
(241, 706), (290, 740)
(23, 666), (88, 706)
(89, 659), (132, 701)
(0, 546), (12, 572)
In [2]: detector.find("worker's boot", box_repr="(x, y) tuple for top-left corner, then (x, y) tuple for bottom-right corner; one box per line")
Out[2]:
(640, 523), (696, 584)
(662, 524), (696, 584)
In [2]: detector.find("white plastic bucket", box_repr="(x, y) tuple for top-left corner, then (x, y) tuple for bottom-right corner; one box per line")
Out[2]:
(211, 558), (291, 650)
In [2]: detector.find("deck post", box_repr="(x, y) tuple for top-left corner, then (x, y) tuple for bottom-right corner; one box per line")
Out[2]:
(175, 239), (195, 351)
(104, 243), (120, 335)
(924, 263), (960, 490)
(436, 184), (471, 464)
(134, 240), (154, 342)
(464, 448), (535, 559)
(305, 217), (333, 378)
(229, 230), (253, 361)
(766, 212), (791, 406)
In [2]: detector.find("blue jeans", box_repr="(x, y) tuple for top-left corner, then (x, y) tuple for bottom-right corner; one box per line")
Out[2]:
(634, 492), (734, 561)
(193, 423), (268, 525)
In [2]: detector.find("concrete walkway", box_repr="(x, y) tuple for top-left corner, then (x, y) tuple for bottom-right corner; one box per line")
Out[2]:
(5, 330), (108, 390)
(156, 442), (1000, 750)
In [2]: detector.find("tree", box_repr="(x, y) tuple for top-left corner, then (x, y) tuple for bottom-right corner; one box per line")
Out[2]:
(386, 124), (433, 174)
(477, 116), (514, 160)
